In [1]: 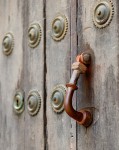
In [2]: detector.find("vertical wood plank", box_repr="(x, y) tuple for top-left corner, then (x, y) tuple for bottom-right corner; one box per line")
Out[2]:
(77, 0), (119, 150)
(24, 0), (44, 149)
(46, 0), (76, 149)
(70, 0), (77, 149)
(0, 0), (25, 150)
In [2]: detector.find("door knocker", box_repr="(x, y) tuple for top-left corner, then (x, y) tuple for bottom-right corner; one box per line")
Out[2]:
(64, 53), (93, 127)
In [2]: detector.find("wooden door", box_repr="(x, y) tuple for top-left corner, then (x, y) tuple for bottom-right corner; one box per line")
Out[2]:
(45, 0), (76, 150)
(0, 0), (74, 149)
(0, 1), (25, 149)
(76, 0), (119, 150)
(0, 0), (45, 149)
(0, 0), (119, 150)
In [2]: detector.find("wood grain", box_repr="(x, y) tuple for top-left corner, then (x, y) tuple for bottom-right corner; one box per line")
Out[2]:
(0, 0), (25, 149)
(0, 0), (45, 149)
(1, 0), (119, 149)
(77, 0), (119, 150)
(23, 0), (44, 149)
(45, 0), (76, 149)
(70, 0), (77, 149)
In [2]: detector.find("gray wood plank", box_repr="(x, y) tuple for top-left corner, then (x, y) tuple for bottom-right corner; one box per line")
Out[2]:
(46, 0), (76, 149)
(77, 0), (119, 150)
(0, 0), (25, 150)
(24, 0), (44, 150)
(70, 0), (77, 149)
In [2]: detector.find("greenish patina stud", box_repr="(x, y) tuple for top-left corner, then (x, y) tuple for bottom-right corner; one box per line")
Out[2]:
(51, 14), (68, 41)
(51, 84), (67, 113)
(28, 23), (42, 48)
(2, 32), (14, 55)
(13, 90), (24, 114)
(27, 90), (41, 116)
(93, 0), (114, 28)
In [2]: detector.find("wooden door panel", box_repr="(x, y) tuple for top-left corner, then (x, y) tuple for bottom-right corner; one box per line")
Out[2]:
(0, 0), (45, 150)
(1, 0), (119, 150)
(77, 0), (119, 150)
(24, 0), (44, 149)
(0, 0), (25, 150)
(46, 0), (76, 149)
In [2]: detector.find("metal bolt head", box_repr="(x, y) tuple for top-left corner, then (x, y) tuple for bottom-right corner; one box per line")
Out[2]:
(52, 18), (64, 37)
(76, 53), (91, 65)
(28, 28), (37, 41)
(13, 90), (24, 114)
(51, 15), (68, 41)
(96, 5), (106, 19)
(52, 91), (64, 110)
(27, 90), (41, 116)
(2, 33), (14, 55)
(28, 96), (38, 112)
(93, 0), (114, 28)
(95, 2), (110, 25)
(3, 37), (11, 49)
(51, 84), (67, 113)
(28, 23), (42, 48)
(53, 20), (63, 33)
(83, 53), (91, 64)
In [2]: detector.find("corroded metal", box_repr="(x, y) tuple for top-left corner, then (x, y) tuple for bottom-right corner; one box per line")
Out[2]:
(2, 32), (14, 55)
(51, 14), (68, 41)
(64, 53), (93, 127)
(13, 90), (24, 114)
(28, 23), (42, 48)
(93, 0), (114, 28)
(51, 84), (67, 113)
(27, 90), (41, 116)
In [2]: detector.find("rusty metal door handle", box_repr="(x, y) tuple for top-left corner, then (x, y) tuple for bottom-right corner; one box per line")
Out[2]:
(64, 53), (93, 127)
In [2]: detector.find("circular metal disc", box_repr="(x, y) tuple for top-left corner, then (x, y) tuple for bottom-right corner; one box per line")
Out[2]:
(50, 84), (67, 113)
(51, 14), (68, 41)
(13, 90), (24, 114)
(2, 32), (14, 55)
(27, 90), (41, 116)
(93, 0), (114, 28)
(28, 23), (42, 48)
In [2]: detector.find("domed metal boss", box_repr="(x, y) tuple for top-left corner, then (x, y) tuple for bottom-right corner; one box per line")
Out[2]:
(51, 14), (68, 41)
(51, 84), (67, 113)
(28, 23), (42, 48)
(27, 90), (41, 116)
(93, 0), (114, 28)
(13, 90), (24, 114)
(2, 32), (14, 55)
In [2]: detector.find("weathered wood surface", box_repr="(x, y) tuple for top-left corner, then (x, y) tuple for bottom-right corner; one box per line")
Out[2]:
(23, 0), (44, 149)
(0, 0), (25, 149)
(45, 0), (76, 149)
(70, 0), (77, 149)
(0, 0), (45, 149)
(1, 0), (119, 150)
(77, 0), (119, 150)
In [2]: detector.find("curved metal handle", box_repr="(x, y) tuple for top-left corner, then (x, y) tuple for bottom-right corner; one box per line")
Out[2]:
(64, 53), (93, 127)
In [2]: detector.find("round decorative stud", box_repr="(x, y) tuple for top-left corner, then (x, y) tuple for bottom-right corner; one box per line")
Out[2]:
(50, 84), (67, 113)
(13, 90), (24, 114)
(51, 14), (68, 41)
(2, 32), (14, 55)
(28, 23), (42, 48)
(93, 0), (114, 28)
(27, 90), (41, 116)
